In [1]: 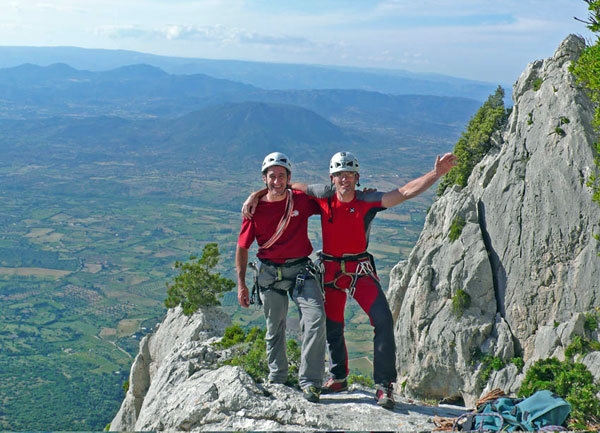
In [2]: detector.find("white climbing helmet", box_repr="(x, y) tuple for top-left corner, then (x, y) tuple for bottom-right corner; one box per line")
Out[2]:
(261, 152), (292, 173)
(329, 151), (359, 174)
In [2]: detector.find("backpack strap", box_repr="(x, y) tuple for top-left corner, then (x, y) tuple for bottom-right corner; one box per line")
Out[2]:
(452, 412), (505, 431)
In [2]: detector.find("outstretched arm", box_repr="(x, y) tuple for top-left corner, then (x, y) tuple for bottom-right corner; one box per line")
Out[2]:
(381, 153), (457, 208)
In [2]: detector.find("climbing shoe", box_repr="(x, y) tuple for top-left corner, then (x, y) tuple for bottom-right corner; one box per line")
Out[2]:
(302, 385), (321, 403)
(321, 377), (348, 394)
(375, 382), (395, 409)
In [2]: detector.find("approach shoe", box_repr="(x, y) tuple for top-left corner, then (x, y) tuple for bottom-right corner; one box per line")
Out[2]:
(302, 385), (321, 403)
(321, 377), (348, 394)
(375, 382), (395, 410)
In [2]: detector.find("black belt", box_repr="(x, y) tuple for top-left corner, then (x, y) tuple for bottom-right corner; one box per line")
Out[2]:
(318, 251), (370, 262)
(259, 257), (310, 268)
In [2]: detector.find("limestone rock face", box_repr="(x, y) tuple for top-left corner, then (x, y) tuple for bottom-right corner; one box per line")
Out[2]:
(388, 34), (600, 407)
(109, 306), (232, 431)
(109, 306), (465, 431)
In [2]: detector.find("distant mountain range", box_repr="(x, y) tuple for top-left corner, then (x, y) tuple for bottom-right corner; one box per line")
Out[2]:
(0, 46), (503, 101)
(0, 62), (483, 173)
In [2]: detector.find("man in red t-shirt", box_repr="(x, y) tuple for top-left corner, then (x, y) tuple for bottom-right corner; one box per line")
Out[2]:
(298, 151), (457, 409)
(236, 152), (326, 403)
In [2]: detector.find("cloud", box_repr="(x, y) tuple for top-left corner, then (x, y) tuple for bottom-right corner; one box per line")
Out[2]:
(96, 23), (313, 49)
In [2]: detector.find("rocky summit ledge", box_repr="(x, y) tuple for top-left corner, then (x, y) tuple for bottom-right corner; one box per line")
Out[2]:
(262, 383), (469, 432)
(109, 307), (469, 432)
(131, 366), (468, 432)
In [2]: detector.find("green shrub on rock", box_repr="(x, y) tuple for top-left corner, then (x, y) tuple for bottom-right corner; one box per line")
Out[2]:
(164, 242), (235, 315)
(518, 357), (600, 430)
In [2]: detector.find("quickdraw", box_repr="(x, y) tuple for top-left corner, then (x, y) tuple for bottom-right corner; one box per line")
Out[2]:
(248, 261), (262, 306)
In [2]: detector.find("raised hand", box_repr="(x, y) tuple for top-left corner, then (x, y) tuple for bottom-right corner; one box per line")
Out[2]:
(434, 153), (458, 177)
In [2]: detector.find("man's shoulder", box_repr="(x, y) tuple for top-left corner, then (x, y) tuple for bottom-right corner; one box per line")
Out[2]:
(292, 189), (308, 198)
(355, 189), (385, 204)
(291, 189), (314, 202)
(305, 184), (334, 199)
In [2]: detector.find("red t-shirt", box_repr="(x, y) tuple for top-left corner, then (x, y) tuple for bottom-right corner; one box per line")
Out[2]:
(237, 190), (320, 263)
(307, 185), (386, 257)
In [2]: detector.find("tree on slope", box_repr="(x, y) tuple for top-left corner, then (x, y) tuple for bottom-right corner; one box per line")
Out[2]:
(571, 0), (600, 209)
(164, 242), (235, 315)
(437, 86), (509, 195)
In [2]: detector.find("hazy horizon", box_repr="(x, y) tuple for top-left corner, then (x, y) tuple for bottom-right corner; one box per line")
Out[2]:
(0, 1), (594, 85)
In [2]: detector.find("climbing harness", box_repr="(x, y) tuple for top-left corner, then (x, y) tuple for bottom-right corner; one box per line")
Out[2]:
(257, 257), (317, 299)
(318, 250), (379, 297)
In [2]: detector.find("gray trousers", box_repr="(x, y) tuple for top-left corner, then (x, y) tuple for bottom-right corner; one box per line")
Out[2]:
(258, 260), (326, 388)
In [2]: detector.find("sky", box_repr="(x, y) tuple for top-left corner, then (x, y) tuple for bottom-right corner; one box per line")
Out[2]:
(0, 0), (595, 85)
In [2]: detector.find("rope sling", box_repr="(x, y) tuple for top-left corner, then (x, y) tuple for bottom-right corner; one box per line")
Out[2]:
(259, 189), (294, 251)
